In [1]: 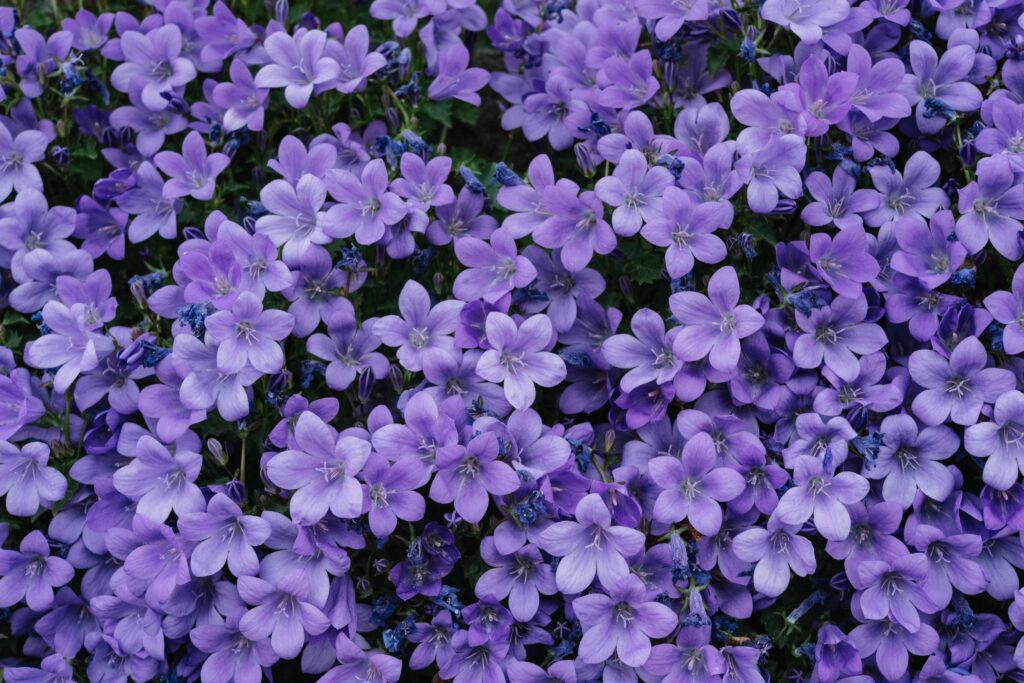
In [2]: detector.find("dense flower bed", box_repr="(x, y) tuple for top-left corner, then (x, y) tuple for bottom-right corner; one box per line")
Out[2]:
(0, 0), (1023, 680)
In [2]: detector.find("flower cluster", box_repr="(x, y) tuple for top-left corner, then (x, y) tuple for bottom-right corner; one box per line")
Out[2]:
(1, 0), (1024, 681)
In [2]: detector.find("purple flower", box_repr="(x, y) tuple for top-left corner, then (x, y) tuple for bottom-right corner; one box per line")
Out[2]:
(900, 40), (982, 135)
(774, 456), (869, 540)
(909, 335), (1016, 427)
(845, 44), (912, 122)
(475, 539), (555, 621)
(891, 212), (965, 288)
(361, 452), (427, 537)
(178, 493), (271, 577)
(62, 9), (113, 51)
(254, 29), (340, 109)
(24, 300), (114, 393)
(636, 0), (709, 40)
(965, 390), (1024, 490)
(602, 308), (681, 393)
(955, 154), (1024, 260)
(736, 134), (806, 214)
(534, 182), (616, 272)
(760, 0), (850, 43)
(374, 280), (463, 372)
(800, 169), (879, 231)
(307, 308), (388, 391)
(524, 245), (605, 332)
(325, 159), (407, 245)
(572, 574), (677, 667)
(110, 25), (197, 111)
(212, 59), (269, 132)
(809, 225), (880, 298)
(0, 124), (48, 201)
(0, 188), (75, 278)
(204, 291), (295, 374)
(669, 266), (764, 372)
(265, 411), (371, 523)
(453, 229), (537, 303)
(0, 441), (66, 517)
(428, 43), (489, 106)
(597, 50), (660, 112)
(237, 572), (330, 659)
(112, 435), (204, 521)
(256, 174), (332, 260)
(476, 312), (566, 411)
(640, 186), (729, 278)
(854, 554), (937, 632)
(538, 492), (645, 594)
(174, 333), (259, 421)
(792, 294), (887, 383)
(594, 150), (673, 236)
(864, 151), (949, 227)
(190, 609), (278, 683)
(154, 130), (230, 200)
(0, 530), (74, 611)
(117, 162), (183, 242)
(732, 516), (816, 597)
(647, 432), (746, 535)
(370, 0), (445, 38)
(777, 56), (857, 136)
(867, 414), (957, 508)
(430, 431), (520, 523)
(328, 24), (386, 94)
(194, 2), (256, 64)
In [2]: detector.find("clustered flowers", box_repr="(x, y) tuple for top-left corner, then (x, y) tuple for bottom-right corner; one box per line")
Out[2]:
(1, 0), (1024, 681)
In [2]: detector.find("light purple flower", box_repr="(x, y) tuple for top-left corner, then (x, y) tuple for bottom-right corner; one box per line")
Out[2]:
(594, 150), (673, 236)
(538, 493), (646, 594)
(154, 130), (230, 201)
(374, 280), (463, 372)
(647, 433), (746, 535)
(476, 312), (566, 411)
(325, 159), (407, 245)
(669, 266), (764, 372)
(453, 229), (536, 304)
(113, 435), (204, 522)
(732, 516), (816, 597)
(256, 174), (332, 260)
(640, 186), (729, 278)
(955, 154), (1024, 260)
(0, 530), (74, 611)
(867, 414), (957, 508)
(178, 493), (271, 577)
(0, 124), (48, 201)
(265, 411), (371, 523)
(774, 456), (869, 540)
(800, 169), (879, 231)
(760, 0), (850, 43)
(792, 294), (887, 383)
(254, 29), (340, 109)
(204, 291), (295, 374)
(430, 431), (520, 524)
(572, 574), (677, 668)
(24, 300), (113, 393)
(0, 441), (66, 517)
(110, 25), (197, 111)
(428, 43), (489, 106)
(965, 390), (1024, 490)
(909, 335), (1016, 427)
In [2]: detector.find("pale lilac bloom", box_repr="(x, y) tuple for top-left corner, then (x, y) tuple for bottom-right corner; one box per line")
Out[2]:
(428, 43), (489, 105)
(174, 333), (261, 421)
(370, 0), (446, 38)
(154, 130), (230, 201)
(534, 182), (616, 272)
(178, 493), (271, 577)
(0, 124), (49, 201)
(908, 335), (1016, 427)
(776, 57), (857, 136)
(523, 245), (605, 333)
(538, 493), (646, 593)
(732, 516), (816, 597)
(736, 135), (806, 214)
(360, 452), (427, 537)
(899, 40), (983, 135)
(597, 51), (660, 112)
(867, 414), (957, 508)
(602, 308), (681, 393)
(647, 433), (746, 535)
(256, 174), (332, 260)
(112, 435), (204, 522)
(374, 280), (463, 372)
(890, 212), (965, 288)
(800, 169), (879, 231)
(476, 312), (566, 411)
(24, 301), (113, 393)
(0, 441), (67, 517)
(863, 151), (949, 227)
(955, 154), (1024, 260)
(854, 554), (937, 632)
(760, 0), (850, 43)
(636, 0), (709, 40)
(594, 150), (673, 236)
(326, 24), (387, 94)
(110, 25), (197, 111)
(640, 186), (729, 278)
(453, 229), (537, 303)
(62, 9), (113, 51)
(0, 530), (74, 611)
(965, 390), (1024, 490)
(307, 308), (389, 391)
(774, 456), (869, 540)
(429, 431), (520, 524)
(265, 411), (371, 523)
(669, 266), (764, 372)
(254, 30), (341, 109)
(986, 265), (1024, 355)
(325, 159), (407, 245)
(203, 292), (295, 374)
(572, 574), (677, 668)
(792, 294), (887, 383)
(237, 573), (329, 659)
(211, 59), (269, 133)
(117, 162), (183, 242)
(809, 225), (881, 298)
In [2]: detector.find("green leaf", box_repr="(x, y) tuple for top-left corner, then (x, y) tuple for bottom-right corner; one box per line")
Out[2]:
(419, 100), (453, 128)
